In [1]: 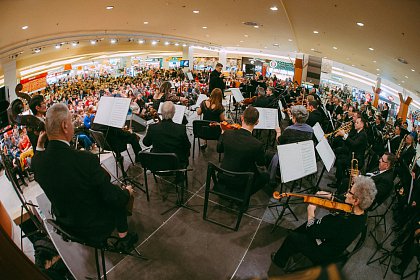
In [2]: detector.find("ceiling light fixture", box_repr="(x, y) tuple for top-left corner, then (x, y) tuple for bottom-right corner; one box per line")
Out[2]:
(288, 39), (293, 42)
(411, 69), (415, 72)
(138, 39), (145, 44)
(273, 43), (279, 46)
(71, 41), (79, 46)
(333, 46), (338, 50)
(405, 75), (408, 79)
(106, 6), (114, 10)
(164, 41), (170, 45)
(254, 25), (259, 28)
(356, 22), (364, 27)
(21, 25), (28, 30)
(90, 40), (97, 45)
(244, 34), (248, 37)
(313, 30), (319, 34)
(270, 6), (278, 11)
(202, 26), (207, 29)
(368, 47), (374, 51)
(34, 48), (41, 53)
(55, 44), (61, 49)
(182, 43), (187, 47)
(310, 48), (315, 51)
(175, 43), (179, 46)
(110, 39), (117, 44)
(402, 81), (405, 83)
(240, 40), (244, 43)
(193, 10), (199, 14)
(151, 40), (157, 45)
(143, 21), (149, 24)
(373, 60), (376, 63)
(376, 68), (380, 71)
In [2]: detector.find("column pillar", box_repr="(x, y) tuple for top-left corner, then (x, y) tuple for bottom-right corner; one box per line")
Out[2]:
(3, 60), (18, 101)
(182, 46), (194, 71)
(398, 92), (412, 122)
(218, 50), (227, 71)
(372, 77), (381, 108)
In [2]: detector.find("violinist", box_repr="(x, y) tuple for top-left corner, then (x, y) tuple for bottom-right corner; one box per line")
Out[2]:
(306, 100), (327, 128)
(32, 103), (138, 251)
(271, 176), (377, 268)
(217, 106), (269, 197)
(253, 87), (276, 108)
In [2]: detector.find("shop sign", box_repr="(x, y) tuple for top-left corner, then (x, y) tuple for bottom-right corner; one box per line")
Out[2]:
(269, 60), (294, 71)
(20, 72), (48, 93)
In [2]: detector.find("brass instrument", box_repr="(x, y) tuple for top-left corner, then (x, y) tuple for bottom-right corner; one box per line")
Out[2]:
(324, 121), (353, 138)
(348, 152), (359, 190)
(396, 134), (407, 158)
(399, 154), (420, 196)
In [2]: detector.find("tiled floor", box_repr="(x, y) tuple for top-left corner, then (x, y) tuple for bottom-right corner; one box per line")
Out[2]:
(1, 111), (417, 279)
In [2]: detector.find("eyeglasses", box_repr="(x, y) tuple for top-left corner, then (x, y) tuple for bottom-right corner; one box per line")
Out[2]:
(380, 157), (388, 163)
(347, 190), (355, 196)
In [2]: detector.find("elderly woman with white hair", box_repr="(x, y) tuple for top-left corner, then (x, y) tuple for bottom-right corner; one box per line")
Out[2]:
(268, 105), (314, 186)
(272, 175), (377, 268)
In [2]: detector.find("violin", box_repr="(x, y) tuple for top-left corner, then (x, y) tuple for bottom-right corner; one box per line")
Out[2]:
(273, 192), (353, 213)
(209, 121), (241, 130)
(242, 96), (257, 105)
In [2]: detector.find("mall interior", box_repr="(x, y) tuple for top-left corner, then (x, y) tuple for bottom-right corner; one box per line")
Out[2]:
(0, 1), (419, 279)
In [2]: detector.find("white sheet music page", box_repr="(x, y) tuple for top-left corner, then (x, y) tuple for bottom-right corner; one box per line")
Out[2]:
(254, 108), (278, 130)
(316, 138), (336, 172)
(94, 96), (131, 128)
(192, 94), (208, 109)
(230, 88), (244, 102)
(158, 103), (186, 124)
(277, 140), (317, 183)
(313, 122), (325, 142)
(278, 101), (286, 119)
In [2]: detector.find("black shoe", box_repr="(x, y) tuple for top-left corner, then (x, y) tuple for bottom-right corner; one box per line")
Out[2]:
(391, 264), (404, 275)
(113, 232), (139, 253)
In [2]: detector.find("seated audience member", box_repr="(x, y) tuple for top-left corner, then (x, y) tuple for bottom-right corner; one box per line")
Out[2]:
(32, 103), (137, 250)
(268, 105), (314, 186)
(143, 101), (191, 168)
(18, 128), (33, 171)
(271, 176), (377, 267)
(217, 106), (269, 196)
(28, 94), (47, 152)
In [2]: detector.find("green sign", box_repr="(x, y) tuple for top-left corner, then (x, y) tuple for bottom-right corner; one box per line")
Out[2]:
(269, 60), (294, 72)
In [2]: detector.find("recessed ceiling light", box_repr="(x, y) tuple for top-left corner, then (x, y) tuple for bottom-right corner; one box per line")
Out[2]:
(164, 41), (170, 45)
(376, 73), (380, 76)
(368, 47), (374, 51)
(398, 83), (401, 86)
(202, 26), (207, 29)
(346, 57), (350, 60)
(270, 6), (278, 11)
(239, 40), (244, 43)
(106, 6), (114, 10)
(405, 76), (408, 79)
(90, 40), (97, 45)
(193, 10), (199, 14)
(376, 68), (380, 71)
(313, 30), (319, 34)
(175, 43), (179, 46)
(182, 43), (187, 47)
(34, 48), (41, 53)
(264, 46), (267, 48)
(402, 81), (405, 83)
(323, 56), (327, 59)
(288, 39), (293, 42)
(138, 39), (145, 44)
(21, 25), (28, 30)
(310, 48), (315, 51)
(373, 60), (376, 63)
(110, 39), (117, 44)
(55, 44), (61, 49)
(356, 22), (364, 27)
(333, 46), (338, 50)
(71, 41), (79, 46)
(151, 40), (157, 45)
(144, 21), (149, 24)
(254, 25), (259, 28)
(411, 69), (415, 72)
(244, 34), (248, 37)
(352, 64), (355, 66)
(236, 44), (240, 47)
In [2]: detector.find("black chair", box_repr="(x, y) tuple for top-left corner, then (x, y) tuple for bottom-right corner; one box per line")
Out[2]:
(192, 120), (222, 160)
(89, 129), (134, 179)
(138, 151), (197, 214)
(203, 162), (254, 231)
(401, 255), (420, 280)
(47, 219), (146, 280)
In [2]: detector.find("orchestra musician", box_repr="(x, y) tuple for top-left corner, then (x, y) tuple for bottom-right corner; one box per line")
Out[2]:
(306, 100), (327, 128)
(143, 101), (191, 169)
(32, 103), (138, 250)
(208, 63), (226, 95)
(216, 106), (269, 198)
(28, 95), (47, 152)
(271, 176), (377, 268)
(253, 87), (276, 108)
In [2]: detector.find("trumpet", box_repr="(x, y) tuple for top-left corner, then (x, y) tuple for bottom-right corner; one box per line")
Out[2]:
(396, 134), (407, 158)
(348, 152), (359, 190)
(324, 121), (353, 138)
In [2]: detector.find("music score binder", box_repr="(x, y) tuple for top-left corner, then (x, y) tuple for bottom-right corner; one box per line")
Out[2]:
(277, 140), (317, 183)
(94, 96), (131, 128)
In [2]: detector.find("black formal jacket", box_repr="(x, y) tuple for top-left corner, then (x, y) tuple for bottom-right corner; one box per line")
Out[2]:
(345, 129), (368, 165)
(253, 95), (276, 108)
(32, 140), (129, 238)
(390, 135), (401, 154)
(306, 109), (326, 128)
(208, 69), (225, 93)
(371, 169), (394, 206)
(143, 119), (191, 166)
(217, 128), (265, 174)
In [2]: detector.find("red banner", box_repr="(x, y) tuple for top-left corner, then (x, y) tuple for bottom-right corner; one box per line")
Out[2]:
(20, 72), (48, 93)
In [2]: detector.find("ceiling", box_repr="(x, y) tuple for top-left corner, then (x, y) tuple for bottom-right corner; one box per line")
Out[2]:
(0, 0), (419, 96)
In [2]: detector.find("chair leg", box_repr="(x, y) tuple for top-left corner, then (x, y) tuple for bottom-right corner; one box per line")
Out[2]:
(203, 189), (209, 221)
(127, 151), (134, 164)
(94, 248), (101, 280)
(143, 169), (150, 201)
(101, 249), (107, 280)
(192, 137), (195, 159)
(235, 211), (244, 231)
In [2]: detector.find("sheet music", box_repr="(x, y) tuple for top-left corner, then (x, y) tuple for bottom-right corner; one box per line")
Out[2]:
(230, 88), (244, 102)
(192, 94), (208, 109)
(187, 72), (194, 80)
(94, 96), (131, 128)
(158, 103), (186, 124)
(313, 122), (325, 142)
(277, 140), (317, 183)
(316, 138), (336, 172)
(327, 111), (335, 130)
(278, 101), (286, 119)
(254, 108), (278, 130)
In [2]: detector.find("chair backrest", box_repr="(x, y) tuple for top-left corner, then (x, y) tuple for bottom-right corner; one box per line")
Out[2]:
(89, 129), (114, 151)
(206, 162), (254, 200)
(138, 151), (180, 172)
(193, 120), (221, 140)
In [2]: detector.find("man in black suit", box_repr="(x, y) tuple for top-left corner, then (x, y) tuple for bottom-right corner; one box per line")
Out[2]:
(208, 63), (225, 95)
(217, 106), (269, 195)
(338, 152), (396, 207)
(142, 101), (191, 168)
(32, 103), (137, 250)
(253, 87), (276, 108)
(306, 100), (327, 128)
